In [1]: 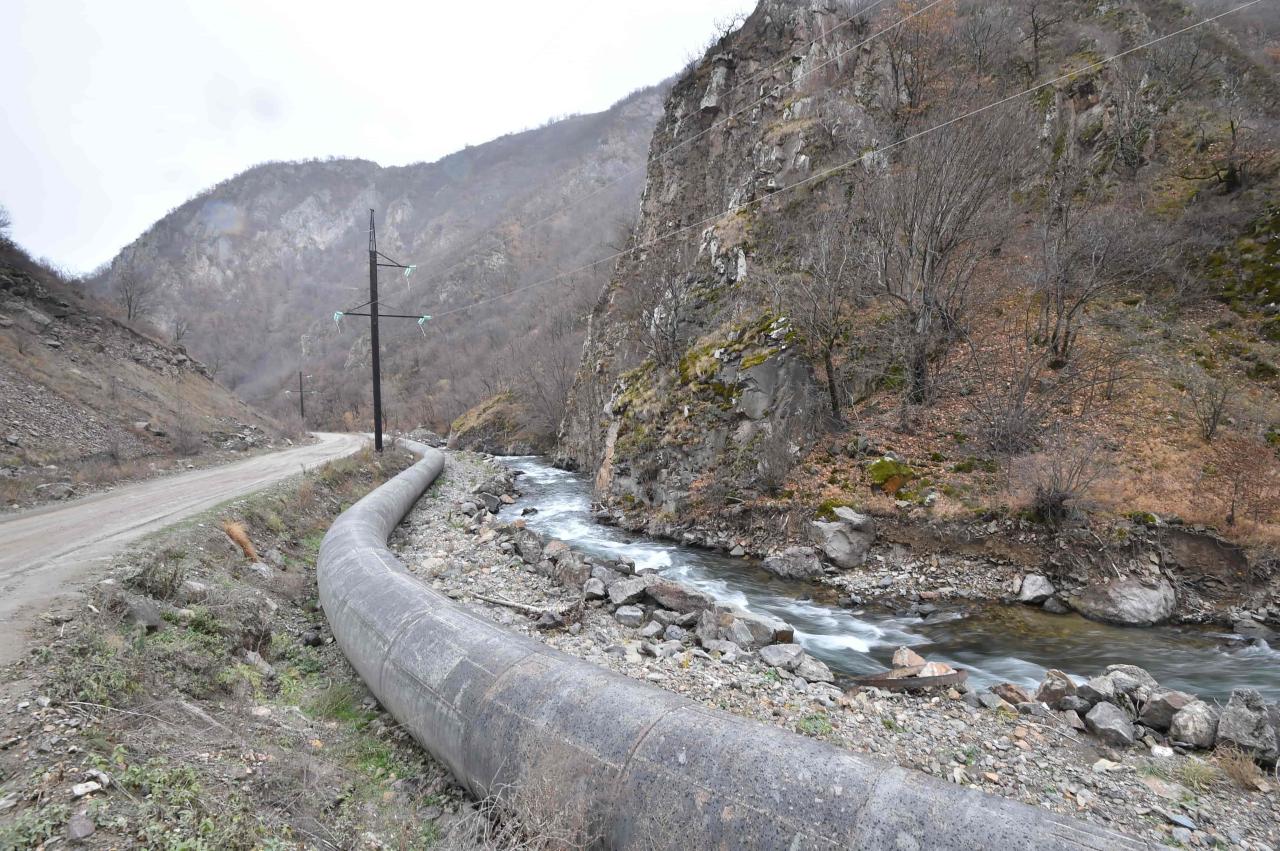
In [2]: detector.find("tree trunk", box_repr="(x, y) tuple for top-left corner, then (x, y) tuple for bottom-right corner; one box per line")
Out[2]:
(824, 348), (842, 423)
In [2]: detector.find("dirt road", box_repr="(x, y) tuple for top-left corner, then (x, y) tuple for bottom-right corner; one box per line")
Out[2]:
(0, 432), (367, 666)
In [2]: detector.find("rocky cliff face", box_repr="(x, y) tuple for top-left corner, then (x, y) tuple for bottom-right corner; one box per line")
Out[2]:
(559, 0), (895, 517)
(558, 0), (1280, 563)
(89, 88), (665, 431)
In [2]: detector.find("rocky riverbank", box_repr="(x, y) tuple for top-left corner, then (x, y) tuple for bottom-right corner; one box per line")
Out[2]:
(597, 478), (1280, 638)
(392, 450), (1280, 850)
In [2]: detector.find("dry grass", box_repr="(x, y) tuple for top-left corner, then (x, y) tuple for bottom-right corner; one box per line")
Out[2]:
(221, 520), (259, 562)
(1215, 746), (1265, 790)
(1177, 757), (1223, 791)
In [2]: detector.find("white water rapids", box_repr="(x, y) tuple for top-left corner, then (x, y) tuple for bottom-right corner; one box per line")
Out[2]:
(498, 456), (1279, 700)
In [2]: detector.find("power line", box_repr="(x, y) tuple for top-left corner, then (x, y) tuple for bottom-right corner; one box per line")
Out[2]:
(423, 0), (1264, 322)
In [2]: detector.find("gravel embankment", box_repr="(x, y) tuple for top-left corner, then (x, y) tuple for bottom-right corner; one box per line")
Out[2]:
(392, 450), (1280, 851)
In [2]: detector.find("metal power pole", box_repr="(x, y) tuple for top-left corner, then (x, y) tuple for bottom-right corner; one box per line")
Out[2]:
(368, 210), (384, 452)
(298, 371), (306, 421)
(332, 211), (427, 453)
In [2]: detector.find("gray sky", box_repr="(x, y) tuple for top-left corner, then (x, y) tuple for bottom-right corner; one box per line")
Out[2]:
(0, 0), (751, 274)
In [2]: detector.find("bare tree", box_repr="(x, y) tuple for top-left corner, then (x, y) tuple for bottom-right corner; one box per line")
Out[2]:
(1015, 0), (1063, 79)
(0, 204), (11, 244)
(171, 315), (191, 346)
(1108, 57), (1158, 178)
(114, 271), (160, 322)
(861, 106), (1026, 406)
(1024, 435), (1105, 529)
(969, 324), (1122, 454)
(957, 1), (1015, 77)
(1206, 432), (1280, 527)
(774, 205), (869, 422)
(1034, 169), (1157, 367)
(1179, 365), (1233, 442)
(878, 0), (956, 135)
(627, 248), (699, 367)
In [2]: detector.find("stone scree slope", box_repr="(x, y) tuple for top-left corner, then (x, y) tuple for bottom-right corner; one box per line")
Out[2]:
(317, 439), (1150, 850)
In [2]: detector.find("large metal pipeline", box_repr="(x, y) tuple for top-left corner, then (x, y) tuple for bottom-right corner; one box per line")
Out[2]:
(318, 439), (1148, 850)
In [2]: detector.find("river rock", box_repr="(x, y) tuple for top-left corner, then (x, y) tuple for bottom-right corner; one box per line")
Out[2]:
(645, 579), (713, 614)
(758, 643), (806, 671)
(1169, 700), (1219, 748)
(1018, 574), (1055, 604)
(1085, 701), (1136, 746)
(1103, 664), (1159, 691)
(552, 554), (591, 588)
(1077, 675), (1117, 707)
(919, 661), (954, 678)
(543, 539), (572, 562)
(1139, 689), (1195, 732)
(590, 564), (623, 588)
(992, 683), (1031, 705)
(731, 608), (794, 648)
(1216, 689), (1278, 762)
(512, 529), (543, 564)
(639, 621), (664, 640)
(582, 578), (606, 600)
(614, 605), (644, 627)
(762, 546), (824, 580)
(891, 647), (927, 668)
(1069, 578), (1177, 626)
(696, 608), (729, 646)
(652, 609), (697, 628)
(608, 574), (658, 607)
(1042, 596), (1071, 614)
(795, 654), (835, 683)
(1035, 669), (1077, 707)
(809, 508), (875, 569)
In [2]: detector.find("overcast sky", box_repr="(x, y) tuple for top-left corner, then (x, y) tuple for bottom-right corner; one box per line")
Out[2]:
(0, 0), (751, 274)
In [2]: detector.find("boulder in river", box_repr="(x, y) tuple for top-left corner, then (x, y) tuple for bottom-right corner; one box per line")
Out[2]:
(1169, 700), (1219, 749)
(1085, 701), (1136, 746)
(1216, 689), (1278, 763)
(1067, 577), (1177, 626)
(1017, 574), (1055, 604)
(1034, 669), (1076, 707)
(761, 546), (825, 580)
(809, 507), (875, 569)
(891, 646), (926, 668)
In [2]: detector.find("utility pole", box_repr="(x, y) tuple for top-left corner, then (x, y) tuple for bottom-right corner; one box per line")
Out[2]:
(284, 372), (313, 423)
(332, 211), (428, 453)
(369, 211), (383, 452)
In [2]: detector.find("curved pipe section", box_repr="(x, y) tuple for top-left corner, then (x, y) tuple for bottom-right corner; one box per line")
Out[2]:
(319, 439), (1148, 850)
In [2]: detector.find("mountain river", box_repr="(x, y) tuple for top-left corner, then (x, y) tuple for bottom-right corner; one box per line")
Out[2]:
(497, 456), (1280, 701)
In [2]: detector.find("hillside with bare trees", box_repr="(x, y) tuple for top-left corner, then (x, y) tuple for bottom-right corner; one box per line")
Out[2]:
(87, 87), (666, 447)
(559, 0), (1280, 571)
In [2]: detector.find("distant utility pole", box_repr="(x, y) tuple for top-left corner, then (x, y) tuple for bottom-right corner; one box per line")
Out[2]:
(333, 210), (429, 452)
(284, 372), (313, 422)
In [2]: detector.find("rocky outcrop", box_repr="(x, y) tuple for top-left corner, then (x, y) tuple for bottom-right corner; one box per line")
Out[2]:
(810, 507), (875, 569)
(1217, 689), (1279, 763)
(448, 392), (545, 455)
(1068, 578), (1177, 626)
